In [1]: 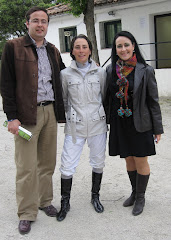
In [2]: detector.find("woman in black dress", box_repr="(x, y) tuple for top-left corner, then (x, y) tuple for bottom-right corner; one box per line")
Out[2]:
(105, 31), (163, 216)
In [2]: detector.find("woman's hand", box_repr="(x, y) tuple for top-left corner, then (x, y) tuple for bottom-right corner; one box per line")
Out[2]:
(154, 134), (161, 144)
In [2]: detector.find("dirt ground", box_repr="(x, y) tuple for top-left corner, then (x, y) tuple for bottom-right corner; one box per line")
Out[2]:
(0, 96), (171, 240)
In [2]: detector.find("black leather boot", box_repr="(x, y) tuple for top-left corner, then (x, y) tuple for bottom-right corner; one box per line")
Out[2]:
(57, 178), (72, 221)
(132, 173), (150, 216)
(123, 170), (137, 207)
(91, 172), (104, 213)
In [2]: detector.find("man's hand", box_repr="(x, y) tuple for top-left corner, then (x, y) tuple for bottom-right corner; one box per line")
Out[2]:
(8, 119), (21, 135)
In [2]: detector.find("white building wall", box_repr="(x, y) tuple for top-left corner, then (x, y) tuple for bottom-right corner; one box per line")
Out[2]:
(155, 69), (171, 96)
(46, 0), (171, 96)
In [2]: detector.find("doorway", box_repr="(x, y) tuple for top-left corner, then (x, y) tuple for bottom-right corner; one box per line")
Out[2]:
(155, 14), (171, 68)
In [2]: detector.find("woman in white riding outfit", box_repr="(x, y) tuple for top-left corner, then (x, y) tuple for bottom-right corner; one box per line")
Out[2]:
(57, 34), (107, 222)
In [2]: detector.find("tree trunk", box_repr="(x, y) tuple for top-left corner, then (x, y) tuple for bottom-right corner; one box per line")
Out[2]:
(84, 0), (100, 65)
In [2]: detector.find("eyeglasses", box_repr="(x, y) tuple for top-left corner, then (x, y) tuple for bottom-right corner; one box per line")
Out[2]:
(30, 19), (48, 25)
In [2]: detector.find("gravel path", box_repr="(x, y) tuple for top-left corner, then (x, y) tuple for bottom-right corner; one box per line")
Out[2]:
(0, 96), (171, 240)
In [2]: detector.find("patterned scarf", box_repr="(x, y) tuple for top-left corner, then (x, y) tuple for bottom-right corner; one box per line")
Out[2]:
(115, 54), (137, 117)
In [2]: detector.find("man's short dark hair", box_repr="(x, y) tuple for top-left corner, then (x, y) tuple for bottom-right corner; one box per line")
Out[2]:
(25, 6), (49, 22)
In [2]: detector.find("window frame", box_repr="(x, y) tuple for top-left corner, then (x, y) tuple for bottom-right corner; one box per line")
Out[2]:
(99, 20), (122, 49)
(59, 26), (77, 53)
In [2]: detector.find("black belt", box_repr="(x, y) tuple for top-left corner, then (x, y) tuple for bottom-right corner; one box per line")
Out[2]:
(37, 101), (53, 106)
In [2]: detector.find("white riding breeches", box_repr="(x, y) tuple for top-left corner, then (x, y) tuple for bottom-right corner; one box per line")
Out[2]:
(60, 133), (107, 176)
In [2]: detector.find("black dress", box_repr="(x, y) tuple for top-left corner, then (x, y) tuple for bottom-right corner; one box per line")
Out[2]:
(108, 70), (156, 158)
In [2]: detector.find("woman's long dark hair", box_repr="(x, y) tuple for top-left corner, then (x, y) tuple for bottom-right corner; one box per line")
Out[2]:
(111, 30), (146, 69)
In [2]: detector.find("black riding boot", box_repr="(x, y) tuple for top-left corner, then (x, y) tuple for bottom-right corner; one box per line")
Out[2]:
(132, 173), (150, 216)
(57, 178), (72, 221)
(123, 170), (137, 207)
(91, 172), (104, 213)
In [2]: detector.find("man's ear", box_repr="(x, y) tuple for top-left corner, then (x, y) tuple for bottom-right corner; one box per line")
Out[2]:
(25, 21), (29, 29)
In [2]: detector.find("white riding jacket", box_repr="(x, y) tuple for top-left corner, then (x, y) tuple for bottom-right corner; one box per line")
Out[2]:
(60, 60), (107, 143)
